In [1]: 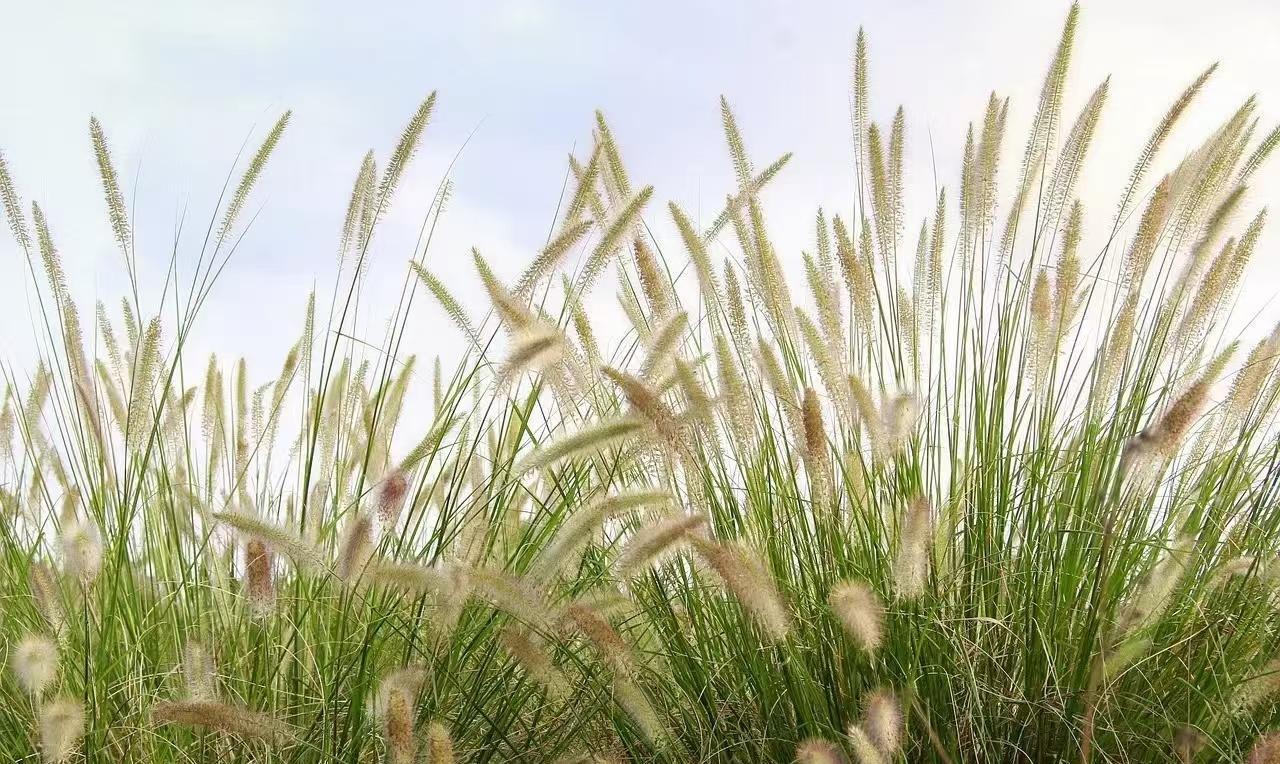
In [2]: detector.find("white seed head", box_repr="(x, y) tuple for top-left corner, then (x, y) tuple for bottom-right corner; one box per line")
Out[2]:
(38, 696), (84, 763)
(12, 633), (58, 696)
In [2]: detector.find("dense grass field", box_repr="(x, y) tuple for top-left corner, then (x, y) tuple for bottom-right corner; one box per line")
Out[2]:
(4, 4), (1280, 762)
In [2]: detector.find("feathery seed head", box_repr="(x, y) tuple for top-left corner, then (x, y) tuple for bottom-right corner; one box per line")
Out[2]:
(690, 537), (792, 642)
(500, 627), (570, 700)
(846, 723), (887, 764)
(59, 517), (101, 584)
(375, 469), (410, 525)
(29, 562), (65, 636)
(337, 511), (375, 582)
(244, 539), (275, 618)
(38, 697), (84, 763)
(12, 634), (58, 696)
(862, 688), (903, 755)
(1233, 658), (1280, 716)
(893, 497), (933, 599)
(183, 640), (218, 701)
(427, 721), (455, 764)
(828, 580), (884, 653)
(796, 738), (848, 764)
(614, 512), (707, 580)
(152, 699), (296, 744)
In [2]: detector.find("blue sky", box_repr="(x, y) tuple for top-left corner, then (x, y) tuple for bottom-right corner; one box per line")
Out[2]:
(2, 0), (1279, 382)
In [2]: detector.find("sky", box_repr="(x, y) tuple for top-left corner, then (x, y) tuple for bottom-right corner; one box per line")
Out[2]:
(2, 0), (1279, 392)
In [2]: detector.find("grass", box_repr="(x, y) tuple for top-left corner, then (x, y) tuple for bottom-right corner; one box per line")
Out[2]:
(3, 3), (1280, 762)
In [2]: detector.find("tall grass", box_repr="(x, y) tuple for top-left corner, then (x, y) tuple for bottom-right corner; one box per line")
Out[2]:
(4, 4), (1280, 762)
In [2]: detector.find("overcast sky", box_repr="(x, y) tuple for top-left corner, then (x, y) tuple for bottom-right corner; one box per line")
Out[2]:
(2, 0), (1279, 388)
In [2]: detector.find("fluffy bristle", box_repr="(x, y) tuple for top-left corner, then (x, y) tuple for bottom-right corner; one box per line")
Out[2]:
(828, 580), (884, 653)
(38, 697), (84, 763)
(12, 633), (58, 697)
(152, 699), (296, 744)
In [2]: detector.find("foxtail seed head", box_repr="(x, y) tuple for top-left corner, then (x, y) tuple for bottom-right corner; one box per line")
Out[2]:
(38, 696), (84, 763)
(828, 580), (884, 654)
(12, 633), (57, 697)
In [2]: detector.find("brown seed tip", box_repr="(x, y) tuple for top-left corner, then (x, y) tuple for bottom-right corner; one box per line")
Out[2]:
(1248, 732), (1280, 764)
(376, 469), (410, 525)
(244, 539), (275, 618)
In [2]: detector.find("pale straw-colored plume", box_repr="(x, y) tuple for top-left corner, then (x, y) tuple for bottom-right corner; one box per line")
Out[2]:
(368, 562), (452, 597)
(1120, 360), (1221, 477)
(563, 600), (638, 677)
(0, 147), (31, 249)
(796, 738), (849, 764)
(828, 580), (884, 653)
(498, 322), (569, 389)
(217, 110), (292, 251)
(1231, 657), (1280, 716)
(499, 626), (570, 700)
(1116, 64), (1217, 223)
(244, 539), (276, 618)
(38, 696), (84, 763)
(638, 311), (688, 381)
(215, 510), (324, 569)
(689, 536), (791, 642)
(426, 721), (455, 764)
(336, 510), (375, 582)
(183, 640), (218, 701)
(723, 262), (751, 351)
(1116, 536), (1195, 635)
(1226, 321), (1280, 424)
(897, 285), (916, 372)
(670, 202), (720, 308)
(153, 699), (297, 745)
(468, 567), (553, 630)
(411, 262), (482, 349)
(801, 387), (832, 504)
(999, 3), (1078, 261)
(798, 310), (851, 421)
(377, 93), (436, 214)
(632, 236), (673, 319)
(1122, 176), (1173, 287)
(578, 186), (655, 293)
(515, 219), (593, 297)
(88, 116), (131, 261)
(12, 633), (58, 696)
(846, 723), (887, 764)
(881, 393), (920, 458)
(29, 562), (66, 636)
(1092, 291), (1138, 414)
(612, 678), (669, 748)
(715, 336), (755, 454)
(530, 489), (672, 581)
(861, 688), (903, 756)
(893, 497), (933, 599)
(516, 417), (645, 474)
(59, 515), (102, 584)
(1029, 268), (1054, 382)
(602, 367), (685, 449)
(613, 512), (707, 580)
(374, 667), (425, 764)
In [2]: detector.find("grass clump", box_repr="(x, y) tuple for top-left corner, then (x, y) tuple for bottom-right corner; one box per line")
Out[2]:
(3, 4), (1280, 762)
